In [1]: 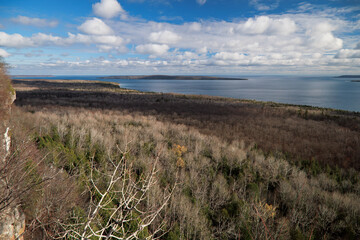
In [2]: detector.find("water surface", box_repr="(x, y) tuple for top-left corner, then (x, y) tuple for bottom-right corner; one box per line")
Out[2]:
(13, 75), (360, 112)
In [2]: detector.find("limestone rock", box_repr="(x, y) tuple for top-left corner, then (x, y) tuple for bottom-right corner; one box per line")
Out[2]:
(0, 207), (25, 240)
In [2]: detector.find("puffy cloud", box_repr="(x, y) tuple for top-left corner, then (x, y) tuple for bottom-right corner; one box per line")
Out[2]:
(11, 16), (58, 27)
(196, 0), (206, 5)
(307, 22), (343, 50)
(65, 33), (121, 44)
(136, 44), (169, 56)
(92, 35), (123, 46)
(187, 22), (202, 32)
(93, 0), (124, 19)
(64, 33), (93, 45)
(214, 52), (246, 61)
(64, 33), (124, 51)
(238, 16), (296, 35)
(0, 49), (10, 57)
(0, 31), (124, 52)
(335, 49), (360, 59)
(149, 30), (181, 44)
(4, 3), (359, 74)
(78, 18), (113, 35)
(32, 33), (62, 45)
(0, 32), (34, 48)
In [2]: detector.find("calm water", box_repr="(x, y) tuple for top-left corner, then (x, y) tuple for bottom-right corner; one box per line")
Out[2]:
(13, 75), (360, 112)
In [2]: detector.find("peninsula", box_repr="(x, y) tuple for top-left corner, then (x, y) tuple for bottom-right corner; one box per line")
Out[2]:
(11, 75), (54, 78)
(335, 75), (360, 78)
(99, 75), (247, 80)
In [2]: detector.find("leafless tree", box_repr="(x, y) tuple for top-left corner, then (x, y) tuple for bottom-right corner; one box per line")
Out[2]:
(0, 132), (51, 213)
(58, 146), (174, 240)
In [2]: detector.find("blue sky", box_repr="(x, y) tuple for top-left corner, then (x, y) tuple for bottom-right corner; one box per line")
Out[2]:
(0, 0), (359, 75)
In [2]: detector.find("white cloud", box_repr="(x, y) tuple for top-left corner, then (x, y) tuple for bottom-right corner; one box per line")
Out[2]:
(307, 22), (343, 50)
(187, 22), (202, 32)
(78, 18), (113, 35)
(0, 49), (10, 57)
(214, 52), (246, 61)
(64, 33), (124, 51)
(93, 0), (124, 19)
(136, 44), (169, 56)
(197, 47), (207, 54)
(0, 31), (124, 52)
(4, 3), (360, 74)
(335, 49), (360, 59)
(92, 35), (123, 46)
(238, 16), (296, 35)
(0, 32), (34, 48)
(11, 16), (58, 27)
(64, 33), (93, 45)
(196, 0), (207, 5)
(149, 30), (181, 44)
(32, 33), (62, 45)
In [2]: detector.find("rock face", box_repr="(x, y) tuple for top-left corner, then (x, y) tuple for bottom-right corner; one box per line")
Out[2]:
(0, 207), (25, 240)
(0, 63), (15, 160)
(0, 63), (24, 240)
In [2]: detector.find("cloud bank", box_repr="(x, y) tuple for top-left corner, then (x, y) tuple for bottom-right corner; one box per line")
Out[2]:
(2, 1), (360, 74)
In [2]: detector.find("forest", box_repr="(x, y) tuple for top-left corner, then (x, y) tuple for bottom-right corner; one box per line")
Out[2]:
(1, 69), (360, 239)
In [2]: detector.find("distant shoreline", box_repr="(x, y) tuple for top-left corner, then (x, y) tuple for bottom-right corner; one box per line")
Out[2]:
(11, 75), (54, 78)
(335, 75), (360, 78)
(99, 75), (248, 80)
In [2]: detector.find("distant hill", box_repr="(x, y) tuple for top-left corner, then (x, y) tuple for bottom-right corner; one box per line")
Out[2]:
(11, 75), (54, 78)
(100, 75), (247, 80)
(335, 75), (360, 78)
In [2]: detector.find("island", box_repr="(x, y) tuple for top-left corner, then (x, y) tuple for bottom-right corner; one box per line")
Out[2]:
(11, 75), (54, 78)
(335, 75), (360, 78)
(99, 75), (247, 80)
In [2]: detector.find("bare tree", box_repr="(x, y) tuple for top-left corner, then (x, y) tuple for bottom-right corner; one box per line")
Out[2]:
(59, 146), (174, 240)
(0, 137), (51, 213)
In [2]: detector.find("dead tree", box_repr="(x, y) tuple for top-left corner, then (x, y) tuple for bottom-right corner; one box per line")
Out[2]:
(59, 147), (174, 240)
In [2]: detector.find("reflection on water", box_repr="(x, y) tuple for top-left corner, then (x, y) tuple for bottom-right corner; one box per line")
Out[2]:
(13, 75), (360, 112)
(115, 76), (360, 112)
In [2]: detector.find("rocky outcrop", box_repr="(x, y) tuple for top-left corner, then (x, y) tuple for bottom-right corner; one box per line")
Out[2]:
(0, 207), (25, 240)
(0, 64), (15, 160)
(0, 63), (24, 240)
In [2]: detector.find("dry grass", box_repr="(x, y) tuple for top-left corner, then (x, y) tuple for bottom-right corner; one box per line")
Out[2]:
(13, 79), (360, 171)
(11, 105), (360, 239)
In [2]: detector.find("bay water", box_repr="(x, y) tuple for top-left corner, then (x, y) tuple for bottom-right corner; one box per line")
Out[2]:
(13, 75), (360, 112)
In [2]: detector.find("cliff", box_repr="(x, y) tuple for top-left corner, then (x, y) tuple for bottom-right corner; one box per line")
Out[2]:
(0, 63), (16, 160)
(0, 62), (24, 240)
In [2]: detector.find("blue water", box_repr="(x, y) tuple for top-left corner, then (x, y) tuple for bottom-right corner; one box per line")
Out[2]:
(12, 75), (360, 112)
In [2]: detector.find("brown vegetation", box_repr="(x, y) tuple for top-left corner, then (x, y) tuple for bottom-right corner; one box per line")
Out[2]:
(12, 107), (360, 239)
(13, 78), (360, 171)
(2, 76), (360, 239)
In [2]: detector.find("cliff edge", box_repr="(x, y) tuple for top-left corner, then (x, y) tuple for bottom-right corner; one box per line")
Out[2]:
(0, 62), (24, 240)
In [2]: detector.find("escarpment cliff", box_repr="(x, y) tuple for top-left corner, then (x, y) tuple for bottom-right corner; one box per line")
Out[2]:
(0, 62), (24, 240)
(0, 63), (15, 160)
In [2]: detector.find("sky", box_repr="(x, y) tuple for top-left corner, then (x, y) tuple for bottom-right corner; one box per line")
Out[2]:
(0, 0), (359, 75)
